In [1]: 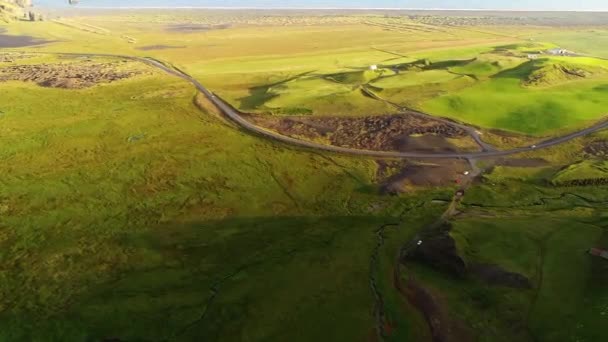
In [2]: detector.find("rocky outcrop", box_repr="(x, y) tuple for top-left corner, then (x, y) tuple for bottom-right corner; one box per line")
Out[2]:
(585, 140), (608, 158)
(3, 0), (32, 7)
(0, 0), (42, 22)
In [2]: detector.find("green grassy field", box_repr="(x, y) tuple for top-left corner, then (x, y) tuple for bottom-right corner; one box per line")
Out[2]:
(1, 10), (608, 342)
(0, 52), (464, 340)
(422, 52), (608, 135)
(410, 214), (605, 342)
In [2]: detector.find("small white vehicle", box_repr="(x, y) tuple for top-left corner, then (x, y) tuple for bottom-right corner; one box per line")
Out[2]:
(531, 145), (537, 149)
(463, 171), (470, 176)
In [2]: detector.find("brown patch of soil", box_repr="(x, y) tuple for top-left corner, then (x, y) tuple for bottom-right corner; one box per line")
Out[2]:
(584, 140), (608, 158)
(469, 263), (532, 289)
(381, 159), (468, 194)
(0, 60), (148, 88)
(495, 158), (549, 167)
(246, 114), (469, 152)
(395, 135), (460, 153)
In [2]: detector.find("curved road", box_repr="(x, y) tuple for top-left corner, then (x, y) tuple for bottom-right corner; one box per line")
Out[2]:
(28, 51), (608, 159)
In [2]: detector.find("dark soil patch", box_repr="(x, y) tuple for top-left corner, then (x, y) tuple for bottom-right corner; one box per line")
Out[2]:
(406, 229), (467, 278)
(135, 45), (185, 51)
(0, 60), (148, 89)
(495, 158), (549, 167)
(166, 24), (231, 32)
(0, 29), (51, 48)
(469, 263), (532, 289)
(584, 140), (608, 158)
(395, 135), (459, 153)
(381, 159), (468, 194)
(246, 113), (469, 152)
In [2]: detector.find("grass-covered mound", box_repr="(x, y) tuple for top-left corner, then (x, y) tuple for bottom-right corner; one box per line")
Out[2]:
(422, 55), (608, 135)
(252, 76), (395, 116)
(524, 61), (606, 87)
(449, 55), (526, 78)
(552, 160), (608, 185)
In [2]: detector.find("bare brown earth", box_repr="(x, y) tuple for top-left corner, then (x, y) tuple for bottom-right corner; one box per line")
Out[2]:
(0, 60), (148, 88)
(380, 159), (469, 194)
(245, 113), (472, 152)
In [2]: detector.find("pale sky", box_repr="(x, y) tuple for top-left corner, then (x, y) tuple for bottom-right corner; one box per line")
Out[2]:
(35, 0), (608, 11)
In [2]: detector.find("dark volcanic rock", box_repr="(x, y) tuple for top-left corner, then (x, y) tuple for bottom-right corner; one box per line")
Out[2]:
(246, 113), (468, 152)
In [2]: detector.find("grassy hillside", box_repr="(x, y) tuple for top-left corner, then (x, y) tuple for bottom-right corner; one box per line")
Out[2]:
(0, 53), (454, 340)
(422, 52), (608, 135)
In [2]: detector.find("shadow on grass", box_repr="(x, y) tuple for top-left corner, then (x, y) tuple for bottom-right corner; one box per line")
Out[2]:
(425, 58), (476, 70)
(238, 71), (315, 110)
(2, 215), (391, 341)
(491, 59), (539, 79)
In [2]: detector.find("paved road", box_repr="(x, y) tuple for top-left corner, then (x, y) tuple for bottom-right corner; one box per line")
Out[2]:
(24, 51), (608, 159)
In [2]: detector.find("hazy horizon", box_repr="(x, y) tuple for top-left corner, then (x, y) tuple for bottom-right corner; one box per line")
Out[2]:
(35, 0), (608, 11)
